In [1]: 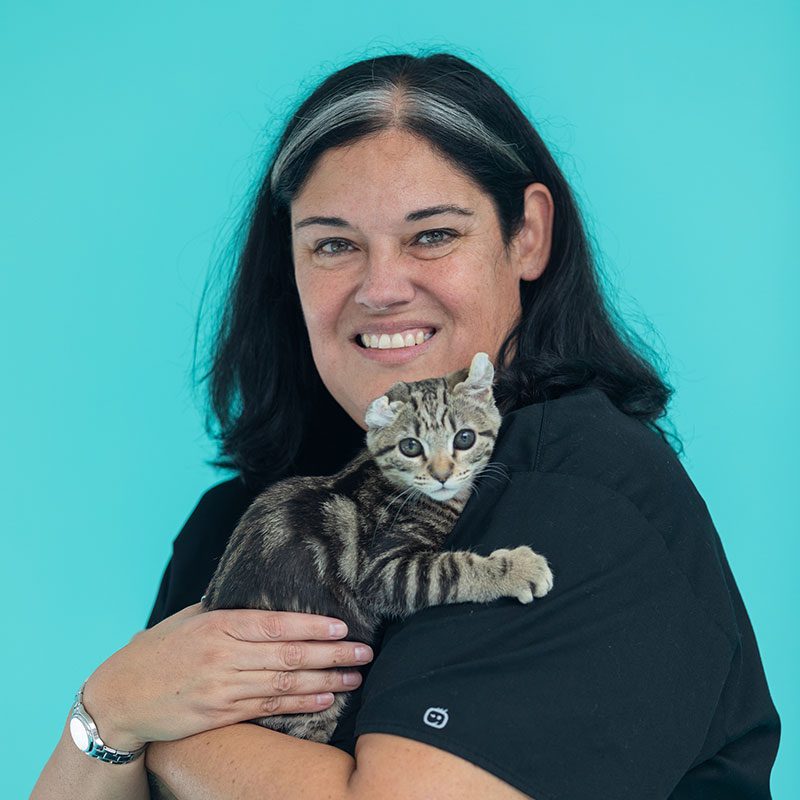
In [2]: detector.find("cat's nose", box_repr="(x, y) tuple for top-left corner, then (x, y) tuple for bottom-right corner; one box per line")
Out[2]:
(429, 460), (453, 484)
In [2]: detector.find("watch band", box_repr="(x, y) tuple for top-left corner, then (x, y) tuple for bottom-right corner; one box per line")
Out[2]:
(69, 681), (148, 764)
(86, 740), (147, 765)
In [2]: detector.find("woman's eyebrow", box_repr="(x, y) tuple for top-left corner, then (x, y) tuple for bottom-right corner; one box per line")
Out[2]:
(293, 204), (474, 231)
(405, 204), (474, 222)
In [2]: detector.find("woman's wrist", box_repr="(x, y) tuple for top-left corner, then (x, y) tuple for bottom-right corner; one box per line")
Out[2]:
(81, 667), (149, 753)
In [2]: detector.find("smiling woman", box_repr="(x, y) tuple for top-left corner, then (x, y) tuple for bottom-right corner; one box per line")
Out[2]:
(31, 51), (780, 800)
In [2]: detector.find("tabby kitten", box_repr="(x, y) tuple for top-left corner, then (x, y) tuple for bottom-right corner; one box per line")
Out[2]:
(201, 351), (553, 743)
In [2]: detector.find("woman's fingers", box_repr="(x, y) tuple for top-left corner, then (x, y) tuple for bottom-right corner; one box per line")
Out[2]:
(231, 666), (363, 701)
(229, 638), (373, 671)
(232, 690), (340, 718)
(208, 608), (350, 643)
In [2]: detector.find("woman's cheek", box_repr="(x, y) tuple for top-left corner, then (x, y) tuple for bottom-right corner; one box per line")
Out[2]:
(296, 273), (341, 328)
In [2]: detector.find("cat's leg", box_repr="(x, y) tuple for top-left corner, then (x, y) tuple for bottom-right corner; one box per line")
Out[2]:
(365, 545), (554, 617)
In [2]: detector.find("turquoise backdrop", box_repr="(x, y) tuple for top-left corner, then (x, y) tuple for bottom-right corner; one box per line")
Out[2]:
(3, 1), (796, 796)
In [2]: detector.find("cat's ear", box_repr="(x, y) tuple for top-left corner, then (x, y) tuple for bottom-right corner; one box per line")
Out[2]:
(365, 395), (404, 429)
(452, 352), (495, 404)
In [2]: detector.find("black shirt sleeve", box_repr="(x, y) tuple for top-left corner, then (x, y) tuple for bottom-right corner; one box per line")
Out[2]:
(669, 538), (782, 798)
(145, 476), (258, 628)
(349, 395), (780, 799)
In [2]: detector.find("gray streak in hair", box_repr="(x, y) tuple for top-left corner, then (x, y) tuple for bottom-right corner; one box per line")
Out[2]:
(270, 85), (529, 195)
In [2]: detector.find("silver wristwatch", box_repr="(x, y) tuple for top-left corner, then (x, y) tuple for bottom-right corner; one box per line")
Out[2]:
(68, 681), (148, 764)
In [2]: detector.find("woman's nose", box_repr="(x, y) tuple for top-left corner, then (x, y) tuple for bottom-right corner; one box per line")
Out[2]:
(354, 246), (416, 311)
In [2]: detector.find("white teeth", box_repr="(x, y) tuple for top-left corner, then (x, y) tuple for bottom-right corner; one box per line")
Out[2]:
(359, 328), (435, 350)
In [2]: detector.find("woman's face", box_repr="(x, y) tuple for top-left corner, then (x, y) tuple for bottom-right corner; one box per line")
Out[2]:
(290, 128), (553, 429)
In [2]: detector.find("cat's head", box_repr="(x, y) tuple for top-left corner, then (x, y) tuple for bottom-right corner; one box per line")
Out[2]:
(364, 352), (502, 502)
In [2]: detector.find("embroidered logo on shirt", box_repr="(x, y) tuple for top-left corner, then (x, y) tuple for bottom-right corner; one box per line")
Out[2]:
(423, 707), (449, 729)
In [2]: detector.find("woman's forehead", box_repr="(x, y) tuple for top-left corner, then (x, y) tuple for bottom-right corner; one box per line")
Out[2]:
(290, 130), (490, 227)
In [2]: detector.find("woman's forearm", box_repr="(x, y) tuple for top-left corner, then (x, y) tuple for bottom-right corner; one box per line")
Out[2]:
(30, 713), (356, 800)
(147, 722), (356, 800)
(30, 712), (150, 800)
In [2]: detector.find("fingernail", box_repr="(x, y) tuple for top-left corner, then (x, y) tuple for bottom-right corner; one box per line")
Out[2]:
(342, 671), (362, 686)
(355, 646), (373, 662)
(316, 692), (334, 705)
(329, 622), (348, 637)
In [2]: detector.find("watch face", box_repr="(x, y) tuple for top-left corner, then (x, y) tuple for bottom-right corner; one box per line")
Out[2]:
(69, 716), (91, 752)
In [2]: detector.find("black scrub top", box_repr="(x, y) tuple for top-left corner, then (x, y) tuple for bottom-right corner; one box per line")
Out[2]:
(146, 388), (781, 799)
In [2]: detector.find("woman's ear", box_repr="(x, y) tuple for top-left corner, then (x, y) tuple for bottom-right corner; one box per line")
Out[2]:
(510, 182), (554, 282)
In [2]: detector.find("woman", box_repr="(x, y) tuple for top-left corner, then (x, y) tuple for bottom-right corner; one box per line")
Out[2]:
(32, 52), (780, 799)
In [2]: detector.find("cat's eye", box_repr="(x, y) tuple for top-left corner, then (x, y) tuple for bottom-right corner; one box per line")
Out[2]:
(398, 438), (423, 457)
(453, 429), (476, 450)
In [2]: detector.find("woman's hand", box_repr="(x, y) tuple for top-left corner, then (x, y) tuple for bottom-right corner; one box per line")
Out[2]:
(82, 602), (373, 752)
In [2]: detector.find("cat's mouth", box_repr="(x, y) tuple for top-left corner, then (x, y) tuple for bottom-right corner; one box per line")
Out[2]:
(429, 484), (465, 502)
(353, 327), (437, 350)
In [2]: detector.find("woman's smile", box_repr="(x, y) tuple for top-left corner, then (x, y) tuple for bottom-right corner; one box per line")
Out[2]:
(356, 327), (434, 350)
(351, 325), (438, 364)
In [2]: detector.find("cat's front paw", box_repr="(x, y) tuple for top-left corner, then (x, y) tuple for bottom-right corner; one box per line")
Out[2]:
(490, 546), (554, 604)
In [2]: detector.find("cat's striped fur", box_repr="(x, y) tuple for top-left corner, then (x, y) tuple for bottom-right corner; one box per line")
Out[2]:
(200, 352), (554, 743)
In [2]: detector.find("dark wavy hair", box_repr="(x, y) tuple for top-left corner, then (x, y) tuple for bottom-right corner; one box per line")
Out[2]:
(195, 51), (678, 491)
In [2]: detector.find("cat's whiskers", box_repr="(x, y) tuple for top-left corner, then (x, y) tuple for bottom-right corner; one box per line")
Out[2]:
(386, 485), (425, 537)
(382, 484), (418, 515)
(474, 462), (511, 487)
(478, 470), (507, 484)
(371, 485), (419, 547)
(481, 461), (510, 474)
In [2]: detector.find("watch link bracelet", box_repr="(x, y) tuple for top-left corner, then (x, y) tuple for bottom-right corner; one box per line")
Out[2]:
(68, 681), (148, 764)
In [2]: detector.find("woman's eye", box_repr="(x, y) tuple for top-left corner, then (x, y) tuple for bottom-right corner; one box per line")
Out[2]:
(415, 229), (456, 247)
(314, 239), (354, 256)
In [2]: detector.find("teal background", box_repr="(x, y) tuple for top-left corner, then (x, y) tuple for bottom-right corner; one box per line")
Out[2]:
(3, 1), (796, 796)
